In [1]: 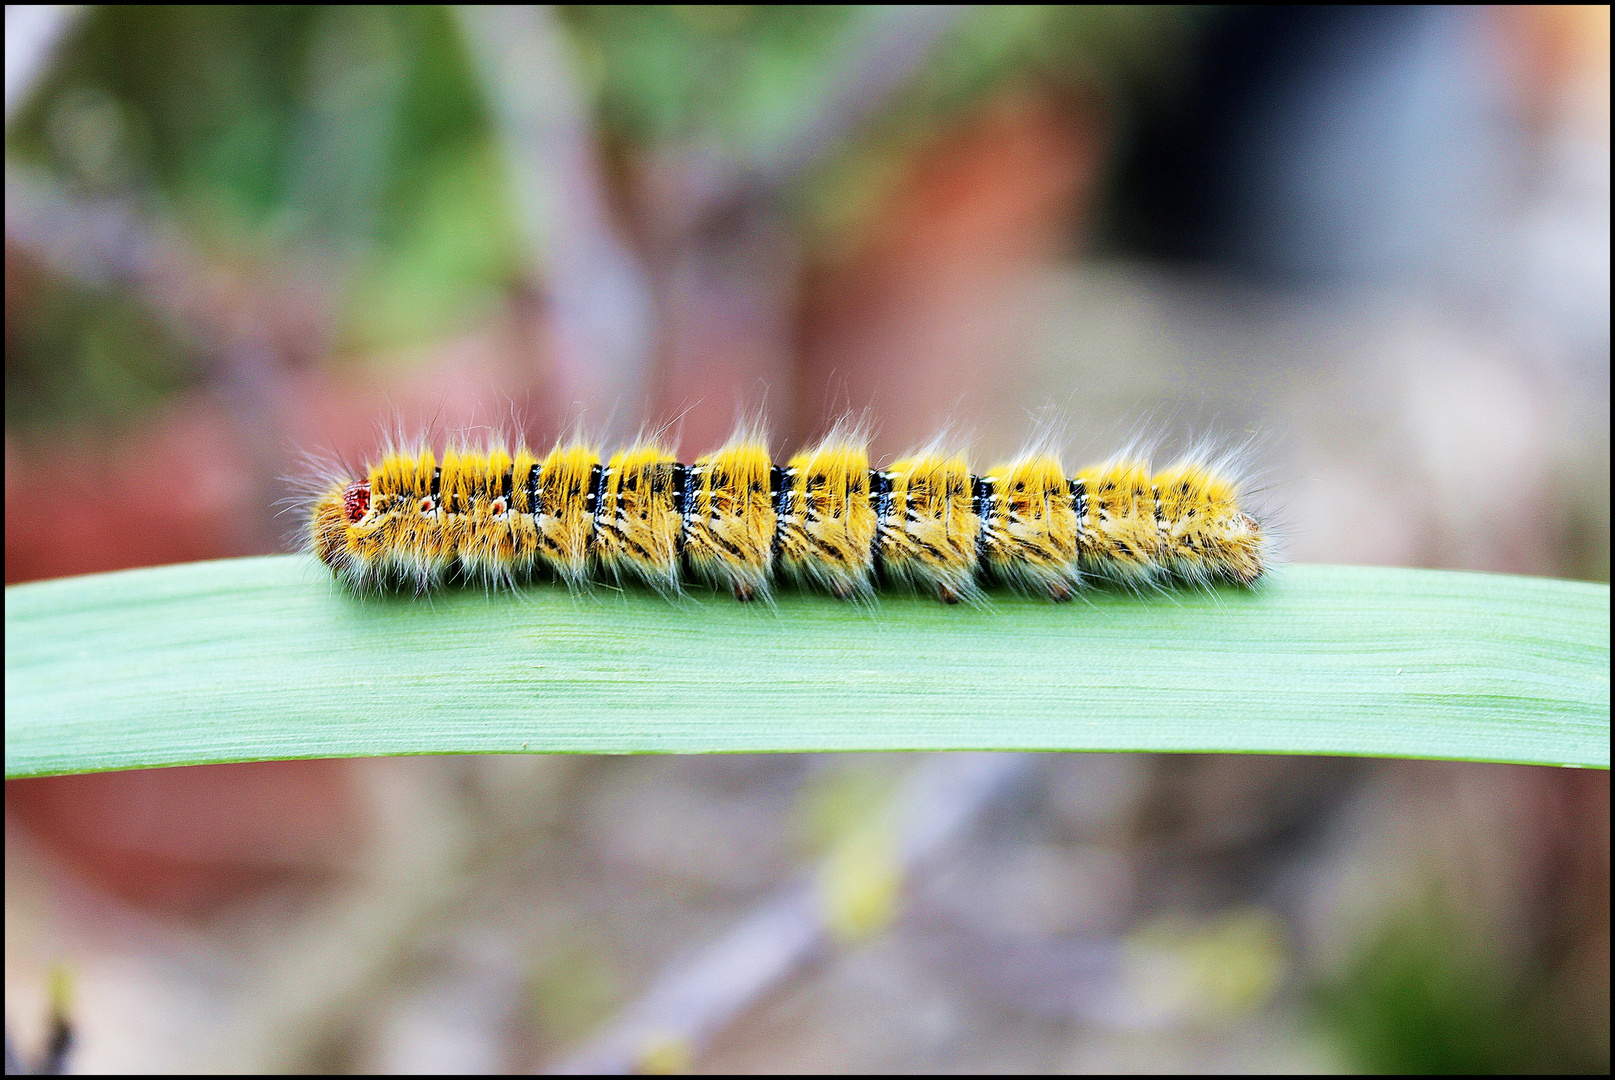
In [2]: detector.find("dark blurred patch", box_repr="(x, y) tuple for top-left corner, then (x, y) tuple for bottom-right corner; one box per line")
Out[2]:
(1112, 7), (1432, 269)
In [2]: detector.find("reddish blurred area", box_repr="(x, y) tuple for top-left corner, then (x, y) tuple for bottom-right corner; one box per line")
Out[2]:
(5, 761), (364, 913)
(797, 87), (1103, 454)
(6, 403), (256, 582)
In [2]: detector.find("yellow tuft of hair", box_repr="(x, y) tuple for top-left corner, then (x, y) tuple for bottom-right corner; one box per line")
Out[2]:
(368, 447), (443, 587)
(980, 453), (1082, 600)
(309, 484), (351, 575)
(451, 445), (519, 584)
(684, 437), (776, 601)
(535, 443), (600, 588)
(1153, 460), (1266, 585)
(596, 443), (683, 595)
(877, 451), (979, 604)
(1075, 459), (1163, 583)
(372, 446), (435, 501)
(779, 438), (877, 600)
(437, 445), (475, 570)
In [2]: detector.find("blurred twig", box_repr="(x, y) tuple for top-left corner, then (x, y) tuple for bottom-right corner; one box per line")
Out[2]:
(4, 166), (332, 360)
(641, 5), (972, 238)
(179, 760), (479, 1071)
(455, 5), (657, 442)
(551, 753), (1030, 1074)
(1, 965), (73, 1075)
(719, 4), (971, 216)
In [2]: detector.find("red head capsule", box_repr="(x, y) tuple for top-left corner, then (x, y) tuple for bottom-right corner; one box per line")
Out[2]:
(342, 481), (371, 523)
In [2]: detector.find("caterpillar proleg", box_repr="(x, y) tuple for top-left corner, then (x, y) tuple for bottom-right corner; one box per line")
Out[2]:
(306, 431), (1269, 603)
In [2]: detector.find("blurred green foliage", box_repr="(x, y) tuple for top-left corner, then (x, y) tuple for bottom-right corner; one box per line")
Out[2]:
(568, 6), (1190, 157)
(567, 5), (861, 152)
(6, 5), (518, 428)
(528, 941), (623, 1052)
(1315, 893), (1608, 1074)
(5, 258), (200, 427)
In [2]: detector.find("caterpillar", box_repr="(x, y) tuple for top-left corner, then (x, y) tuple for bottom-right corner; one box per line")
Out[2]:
(305, 430), (1269, 603)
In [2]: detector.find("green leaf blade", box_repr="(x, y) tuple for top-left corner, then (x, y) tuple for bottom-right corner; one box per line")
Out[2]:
(5, 557), (1607, 777)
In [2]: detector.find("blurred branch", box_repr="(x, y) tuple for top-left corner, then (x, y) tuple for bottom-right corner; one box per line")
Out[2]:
(0, 964), (73, 1075)
(667, 5), (972, 237)
(8, 165), (212, 310)
(181, 761), (480, 1071)
(455, 5), (656, 441)
(551, 753), (1030, 1074)
(4, 166), (334, 372)
(751, 5), (970, 204)
(460, 5), (968, 447)
(4, 5), (84, 127)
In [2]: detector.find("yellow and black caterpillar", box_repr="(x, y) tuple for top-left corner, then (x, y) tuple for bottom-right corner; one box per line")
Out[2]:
(308, 432), (1268, 603)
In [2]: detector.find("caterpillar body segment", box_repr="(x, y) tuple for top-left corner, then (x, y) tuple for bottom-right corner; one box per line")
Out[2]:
(683, 439), (777, 603)
(595, 444), (684, 596)
(441, 445), (509, 585)
(505, 445), (543, 582)
(333, 444), (444, 592)
(534, 443), (601, 590)
(1152, 459), (1265, 586)
(309, 433), (1269, 602)
(978, 453), (1084, 602)
(778, 439), (879, 601)
(1075, 459), (1164, 585)
(875, 451), (982, 605)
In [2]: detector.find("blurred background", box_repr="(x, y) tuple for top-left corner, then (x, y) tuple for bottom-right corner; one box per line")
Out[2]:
(5, 4), (1607, 1072)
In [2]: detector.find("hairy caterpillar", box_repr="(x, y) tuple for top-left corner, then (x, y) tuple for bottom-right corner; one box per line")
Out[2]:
(305, 430), (1269, 603)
